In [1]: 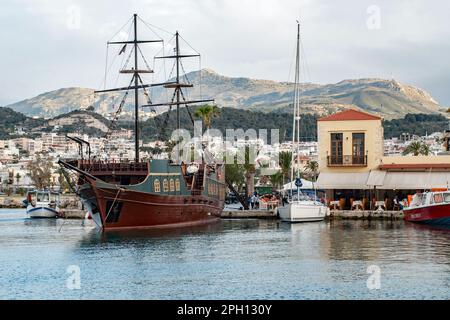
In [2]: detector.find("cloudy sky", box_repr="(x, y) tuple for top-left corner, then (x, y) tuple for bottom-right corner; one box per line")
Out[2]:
(1, 0), (450, 106)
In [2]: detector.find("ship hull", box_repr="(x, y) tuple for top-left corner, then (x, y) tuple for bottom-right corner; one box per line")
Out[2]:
(79, 180), (223, 231)
(403, 203), (450, 226)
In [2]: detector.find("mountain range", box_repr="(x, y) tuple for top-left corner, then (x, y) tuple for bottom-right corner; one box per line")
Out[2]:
(4, 69), (445, 119)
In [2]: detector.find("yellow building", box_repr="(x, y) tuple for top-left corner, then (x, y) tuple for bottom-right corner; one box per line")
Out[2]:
(316, 109), (450, 210)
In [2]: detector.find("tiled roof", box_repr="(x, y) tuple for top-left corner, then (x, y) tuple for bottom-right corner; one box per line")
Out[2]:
(318, 109), (381, 122)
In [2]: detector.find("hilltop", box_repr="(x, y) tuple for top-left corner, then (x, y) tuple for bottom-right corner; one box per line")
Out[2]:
(4, 69), (444, 120)
(0, 107), (115, 139)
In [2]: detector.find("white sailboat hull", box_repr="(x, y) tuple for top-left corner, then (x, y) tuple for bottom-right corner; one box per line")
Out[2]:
(278, 202), (326, 223)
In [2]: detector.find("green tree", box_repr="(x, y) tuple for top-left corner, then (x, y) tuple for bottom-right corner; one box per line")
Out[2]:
(194, 105), (221, 129)
(279, 151), (292, 184)
(243, 148), (256, 196)
(27, 152), (55, 190)
(304, 160), (319, 182)
(225, 162), (245, 192)
(270, 171), (284, 190)
(403, 141), (430, 156)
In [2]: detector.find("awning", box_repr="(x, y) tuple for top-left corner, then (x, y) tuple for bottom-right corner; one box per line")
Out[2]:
(316, 170), (450, 190)
(366, 170), (387, 187)
(380, 172), (450, 190)
(316, 172), (370, 190)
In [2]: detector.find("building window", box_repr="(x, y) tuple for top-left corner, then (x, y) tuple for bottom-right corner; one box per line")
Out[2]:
(154, 179), (161, 193)
(330, 133), (343, 164)
(169, 179), (175, 192)
(352, 133), (365, 165)
(175, 179), (181, 192)
(163, 179), (169, 192)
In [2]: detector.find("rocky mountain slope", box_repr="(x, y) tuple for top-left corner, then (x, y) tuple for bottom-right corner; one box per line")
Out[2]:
(0, 107), (115, 139)
(5, 69), (443, 119)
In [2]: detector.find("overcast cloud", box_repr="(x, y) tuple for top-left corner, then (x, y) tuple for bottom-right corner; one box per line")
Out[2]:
(1, 0), (450, 106)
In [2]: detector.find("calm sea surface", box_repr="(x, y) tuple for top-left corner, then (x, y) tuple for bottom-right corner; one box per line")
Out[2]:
(0, 209), (449, 300)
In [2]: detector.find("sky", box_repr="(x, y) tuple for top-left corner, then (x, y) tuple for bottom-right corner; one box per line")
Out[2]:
(1, 0), (450, 106)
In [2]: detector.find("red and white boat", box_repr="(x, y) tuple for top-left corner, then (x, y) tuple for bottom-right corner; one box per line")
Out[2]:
(403, 190), (450, 226)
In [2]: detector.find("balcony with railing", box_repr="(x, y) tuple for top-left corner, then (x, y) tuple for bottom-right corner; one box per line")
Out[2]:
(327, 154), (368, 167)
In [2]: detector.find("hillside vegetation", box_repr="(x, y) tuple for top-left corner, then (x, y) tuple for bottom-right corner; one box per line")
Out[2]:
(1, 107), (448, 142)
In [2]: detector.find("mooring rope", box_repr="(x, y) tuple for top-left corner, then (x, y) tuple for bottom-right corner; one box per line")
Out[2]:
(104, 187), (124, 224)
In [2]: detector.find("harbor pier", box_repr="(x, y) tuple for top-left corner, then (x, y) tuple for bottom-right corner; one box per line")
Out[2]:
(328, 210), (404, 220)
(221, 210), (278, 219)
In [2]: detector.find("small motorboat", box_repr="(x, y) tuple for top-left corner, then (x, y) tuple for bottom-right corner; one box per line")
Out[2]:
(25, 190), (60, 218)
(403, 190), (450, 226)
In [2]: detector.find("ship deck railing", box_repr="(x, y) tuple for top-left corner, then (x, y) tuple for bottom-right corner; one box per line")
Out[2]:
(67, 159), (149, 175)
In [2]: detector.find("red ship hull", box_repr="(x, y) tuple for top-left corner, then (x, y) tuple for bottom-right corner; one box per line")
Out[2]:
(80, 178), (224, 231)
(403, 203), (450, 226)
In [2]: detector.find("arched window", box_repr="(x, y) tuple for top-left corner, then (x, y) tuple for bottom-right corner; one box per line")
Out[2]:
(163, 179), (169, 192)
(169, 179), (175, 192)
(154, 179), (161, 193)
(175, 179), (181, 192)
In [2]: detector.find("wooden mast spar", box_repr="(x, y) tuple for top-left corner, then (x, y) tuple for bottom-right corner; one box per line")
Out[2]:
(95, 14), (168, 163)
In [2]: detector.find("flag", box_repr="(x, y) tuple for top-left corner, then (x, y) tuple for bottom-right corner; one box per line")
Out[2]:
(119, 44), (127, 55)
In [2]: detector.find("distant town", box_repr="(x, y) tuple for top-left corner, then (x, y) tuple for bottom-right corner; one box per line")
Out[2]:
(1, 117), (449, 193)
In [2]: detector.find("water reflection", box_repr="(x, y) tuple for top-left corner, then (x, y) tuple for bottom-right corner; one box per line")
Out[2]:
(2, 208), (450, 300)
(23, 217), (58, 228)
(79, 220), (224, 244)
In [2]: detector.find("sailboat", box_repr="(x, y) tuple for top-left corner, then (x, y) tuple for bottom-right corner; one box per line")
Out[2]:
(58, 14), (226, 231)
(278, 22), (327, 223)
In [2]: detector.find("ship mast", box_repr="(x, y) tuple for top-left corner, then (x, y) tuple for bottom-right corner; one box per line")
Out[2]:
(142, 31), (215, 160)
(133, 14), (140, 162)
(95, 14), (168, 163)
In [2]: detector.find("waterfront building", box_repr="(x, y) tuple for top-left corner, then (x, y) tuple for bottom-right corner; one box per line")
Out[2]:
(316, 109), (450, 210)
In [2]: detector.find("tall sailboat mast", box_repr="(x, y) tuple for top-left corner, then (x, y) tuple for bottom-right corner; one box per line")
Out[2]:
(296, 22), (301, 181)
(291, 21), (302, 200)
(95, 14), (165, 162)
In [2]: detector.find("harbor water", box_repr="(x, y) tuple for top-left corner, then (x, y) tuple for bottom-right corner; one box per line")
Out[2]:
(0, 209), (449, 300)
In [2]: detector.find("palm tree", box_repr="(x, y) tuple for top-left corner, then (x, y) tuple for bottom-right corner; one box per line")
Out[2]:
(305, 160), (319, 182)
(243, 147), (256, 196)
(270, 171), (284, 190)
(420, 143), (430, 156)
(194, 105), (221, 129)
(403, 141), (430, 156)
(279, 151), (292, 184)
